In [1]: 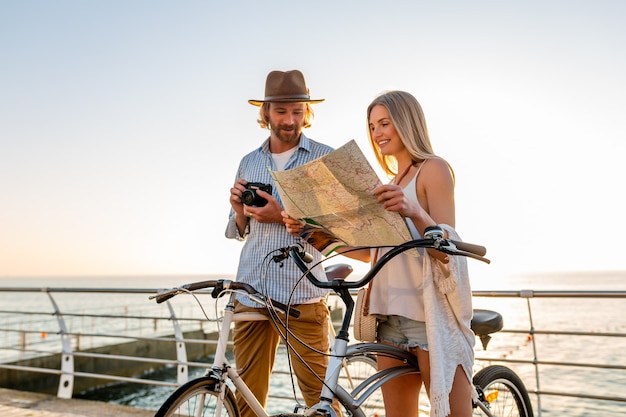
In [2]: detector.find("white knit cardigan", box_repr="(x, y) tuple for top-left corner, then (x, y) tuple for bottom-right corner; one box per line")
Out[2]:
(423, 224), (476, 417)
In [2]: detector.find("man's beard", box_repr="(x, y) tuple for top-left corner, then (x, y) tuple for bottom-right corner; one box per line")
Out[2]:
(271, 124), (301, 144)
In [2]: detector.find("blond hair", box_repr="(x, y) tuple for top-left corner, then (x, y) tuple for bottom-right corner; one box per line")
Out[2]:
(366, 90), (453, 181)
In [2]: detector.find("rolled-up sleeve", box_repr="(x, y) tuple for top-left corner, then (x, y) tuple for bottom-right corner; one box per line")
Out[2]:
(225, 209), (248, 241)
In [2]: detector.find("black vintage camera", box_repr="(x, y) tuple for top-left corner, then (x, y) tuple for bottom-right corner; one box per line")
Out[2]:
(241, 182), (273, 207)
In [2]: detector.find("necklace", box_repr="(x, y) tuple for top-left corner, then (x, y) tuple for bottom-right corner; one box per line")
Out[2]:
(394, 161), (416, 186)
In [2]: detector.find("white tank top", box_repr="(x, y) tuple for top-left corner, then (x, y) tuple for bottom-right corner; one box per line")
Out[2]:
(368, 166), (427, 321)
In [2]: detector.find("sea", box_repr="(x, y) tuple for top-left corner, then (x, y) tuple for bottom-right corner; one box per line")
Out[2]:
(1, 271), (625, 417)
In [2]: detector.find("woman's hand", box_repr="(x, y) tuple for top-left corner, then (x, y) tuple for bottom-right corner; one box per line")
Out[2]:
(373, 184), (421, 219)
(373, 184), (449, 264)
(281, 211), (304, 237)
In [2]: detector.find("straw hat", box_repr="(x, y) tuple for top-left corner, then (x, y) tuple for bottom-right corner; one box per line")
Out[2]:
(248, 70), (324, 106)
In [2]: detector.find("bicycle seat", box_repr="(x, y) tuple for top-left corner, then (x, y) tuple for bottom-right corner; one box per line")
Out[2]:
(471, 309), (503, 335)
(471, 309), (503, 350)
(324, 263), (354, 281)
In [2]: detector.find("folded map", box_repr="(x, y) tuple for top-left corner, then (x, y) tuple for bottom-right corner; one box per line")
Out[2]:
(270, 140), (413, 254)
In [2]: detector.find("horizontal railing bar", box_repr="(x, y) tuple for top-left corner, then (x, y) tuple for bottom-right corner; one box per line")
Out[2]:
(6, 328), (626, 349)
(0, 310), (55, 315)
(0, 364), (64, 375)
(0, 327), (183, 336)
(0, 364), (178, 387)
(3, 287), (626, 298)
(1, 346), (64, 356)
(72, 351), (186, 365)
(6, 362), (623, 405)
(0, 310), (217, 323)
(536, 390), (626, 403)
(474, 356), (626, 370)
(72, 371), (178, 387)
(1, 358), (305, 377)
(501, 329), (626, 338)
(3, 328), (215, 343)
(5, 326), (626, 341)
(0, 287), (211, 294)
(22, 313), (211, 322)
(472, 290), (626, 298)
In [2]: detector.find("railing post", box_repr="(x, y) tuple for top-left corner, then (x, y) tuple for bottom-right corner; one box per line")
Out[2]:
(166, 301), (189, 385)
(45, 290), (74, 399)
(521, 290), (542, 417)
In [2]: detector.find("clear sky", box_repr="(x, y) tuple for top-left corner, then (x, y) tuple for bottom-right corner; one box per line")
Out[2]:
(1, 1), (625, 287)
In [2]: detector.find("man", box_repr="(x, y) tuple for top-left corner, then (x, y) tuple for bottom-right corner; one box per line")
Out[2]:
(225, 70), (337, 416)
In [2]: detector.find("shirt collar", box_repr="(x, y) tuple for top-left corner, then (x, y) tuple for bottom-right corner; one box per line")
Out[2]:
(260, 133), (312, 154)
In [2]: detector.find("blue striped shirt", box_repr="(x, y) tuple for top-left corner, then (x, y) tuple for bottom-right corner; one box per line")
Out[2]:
(225, 134), (335, 307)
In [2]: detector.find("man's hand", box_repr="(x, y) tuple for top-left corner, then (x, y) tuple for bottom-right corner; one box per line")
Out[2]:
(245, 189), (283, 223)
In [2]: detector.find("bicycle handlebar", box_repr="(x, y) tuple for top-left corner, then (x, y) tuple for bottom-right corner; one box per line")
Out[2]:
(276, 236), (490, 291)
(149, 235), (485, 320)
(149, 280), (301, 318)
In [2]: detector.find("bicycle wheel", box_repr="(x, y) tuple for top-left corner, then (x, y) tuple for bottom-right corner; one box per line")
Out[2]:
(344, 342), (421, 417)
(340, 353), (377, 390)
(339, 353), (383, 415)
(155, 376), (239, 417)
(472, 365), (533, 417)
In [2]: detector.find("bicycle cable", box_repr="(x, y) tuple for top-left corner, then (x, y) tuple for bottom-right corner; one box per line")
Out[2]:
(262, 243), (399, 403)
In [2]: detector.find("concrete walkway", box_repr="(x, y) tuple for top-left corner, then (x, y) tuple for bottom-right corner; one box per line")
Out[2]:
(0, 388), (154, 417)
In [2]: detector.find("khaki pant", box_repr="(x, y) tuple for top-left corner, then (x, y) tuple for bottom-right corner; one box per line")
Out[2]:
(233, 300), (341, 416)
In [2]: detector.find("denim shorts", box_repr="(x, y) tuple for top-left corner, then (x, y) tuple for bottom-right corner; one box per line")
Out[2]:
(376, 315), (429, 351)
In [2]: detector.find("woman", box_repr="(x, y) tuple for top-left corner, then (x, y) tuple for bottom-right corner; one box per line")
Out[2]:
(283, 90), (475, 417)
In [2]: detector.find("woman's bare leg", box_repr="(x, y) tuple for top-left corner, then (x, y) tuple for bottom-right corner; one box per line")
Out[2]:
(377, 343), (429, 417)
(448, 365), (473, 417)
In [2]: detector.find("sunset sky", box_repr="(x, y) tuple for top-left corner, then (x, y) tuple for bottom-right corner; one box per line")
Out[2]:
(1, 1), (625, 287)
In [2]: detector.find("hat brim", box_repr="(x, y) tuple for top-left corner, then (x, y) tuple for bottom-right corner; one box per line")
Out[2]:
(248, 98), (325, 106)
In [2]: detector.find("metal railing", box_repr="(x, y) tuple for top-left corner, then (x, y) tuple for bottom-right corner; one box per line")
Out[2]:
(471, 289), (626, 416)
(1, 286), (625, 416)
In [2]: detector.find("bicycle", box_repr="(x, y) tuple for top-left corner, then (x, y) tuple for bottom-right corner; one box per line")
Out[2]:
(150, 263), (377, 417)
(151, 231), (533, 417)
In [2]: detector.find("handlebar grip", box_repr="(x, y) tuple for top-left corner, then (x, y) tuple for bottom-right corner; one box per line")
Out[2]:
(151, 280), (221, 304)
(451, 240), (487, 257)
(154, 292), (177, 304)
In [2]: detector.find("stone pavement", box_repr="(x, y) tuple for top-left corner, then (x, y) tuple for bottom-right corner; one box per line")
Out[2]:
(0, 388), (154, 417)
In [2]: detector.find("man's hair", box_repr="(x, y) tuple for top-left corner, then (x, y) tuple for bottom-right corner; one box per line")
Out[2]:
(256, 102), (315, 129)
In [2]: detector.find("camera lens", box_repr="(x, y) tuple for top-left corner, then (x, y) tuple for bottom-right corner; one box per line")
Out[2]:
(241, 190), (256, 206)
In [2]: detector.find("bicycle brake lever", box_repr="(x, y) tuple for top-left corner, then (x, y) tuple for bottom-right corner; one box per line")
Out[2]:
(211, 281), (225, 298)
(273, 245), (313, 264)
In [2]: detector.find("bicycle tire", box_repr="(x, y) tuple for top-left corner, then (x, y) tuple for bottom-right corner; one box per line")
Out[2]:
(155, 376), (240, 417)
(472, 365), (534, 417)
